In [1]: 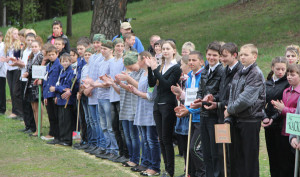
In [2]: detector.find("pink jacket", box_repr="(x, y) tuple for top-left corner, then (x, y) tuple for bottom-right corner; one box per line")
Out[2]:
(281, 85), (300, 136)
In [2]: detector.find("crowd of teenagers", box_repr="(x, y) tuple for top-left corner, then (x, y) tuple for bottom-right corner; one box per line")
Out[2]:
(1, 20), (300, 177)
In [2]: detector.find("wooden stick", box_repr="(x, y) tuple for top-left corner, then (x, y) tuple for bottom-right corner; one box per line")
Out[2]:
(223, 143), (227, 177)
(185, 114), (193, 177)
(294, 136), (299, 177)
(76, 98), (80, 132)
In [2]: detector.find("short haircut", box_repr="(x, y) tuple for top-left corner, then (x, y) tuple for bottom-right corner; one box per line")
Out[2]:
(181, 55), (189, 65)
(123, 33), (135, 41)
(77, 36), (91, 46)
(139, 51), (152, 61)
(52, 20), (62, 28)
(54, 37), (65, 45)
(154, 40), (164, 47)
(18, 28), (27, 37)
(31, 40), (41, 47)
(70, 48), (79, 57)
(240, 44), (258, 55)
(25, 32), (36, 39)
(46, 45), (58, 54)
(182, 41), (195, 52)
(60, 53), (72, 62)
(206, 41), (221, 54)
(42, 43), (53, 51)
(220, 42), (238, 56)
(287, 64), (300, 75)
(77, 41), (88, 48)
(189, 51), (204, 60)
(150, 35), (160, 41)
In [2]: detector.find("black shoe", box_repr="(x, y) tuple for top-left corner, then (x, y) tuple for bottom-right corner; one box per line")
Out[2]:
(131, 165), (147, 172)
(47, 139), (60, 145)
(73, 143), (81, 148)
(18, 128), (29, 132)
(24, 129), (35, 134)
(96, 153), (116, 159)
(58, 142), (72, 146)
(84, 146), (97, 153)
(78, 144), (90, 150)
(108, 155), (121, 162)
(112, 156), (129, 163)
(89, 147), (104, 155)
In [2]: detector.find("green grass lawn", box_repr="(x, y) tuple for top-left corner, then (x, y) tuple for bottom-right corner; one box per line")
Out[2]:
(1, 0), (299, 176)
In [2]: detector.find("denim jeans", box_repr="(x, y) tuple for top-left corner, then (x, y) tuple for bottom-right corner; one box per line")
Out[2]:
(140, 126), (161, 172)
(122, 120), (140, 164)
(88, 104), (105, 149)
(81, 95), (91, 145)
(98, 99), (119, 155)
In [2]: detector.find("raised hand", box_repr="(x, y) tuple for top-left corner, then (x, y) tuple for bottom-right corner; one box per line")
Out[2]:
(171, 83), (182, 99)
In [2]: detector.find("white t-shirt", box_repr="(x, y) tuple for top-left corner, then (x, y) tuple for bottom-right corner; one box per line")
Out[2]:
(20, 47), (32, 81)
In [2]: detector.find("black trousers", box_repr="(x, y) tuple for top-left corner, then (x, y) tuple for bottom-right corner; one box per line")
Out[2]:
(232, 121), (261, 177)
(7, 70), (23, 116)
(46, 98), (59, 138)
(21, 81), (35, 131)
(111, 101), (128, 158)
(0, 77), (6, 113)
(190, 122), (205, 177)
(153, 103), (176, 176)
(264, 125), (283, 177)
(78, 96), (87, 143)
(278, 135), (295, 177)
(200, 116), (222, 177)
(58, 105), (73, 144)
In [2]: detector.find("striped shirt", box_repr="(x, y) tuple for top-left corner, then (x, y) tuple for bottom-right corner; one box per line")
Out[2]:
(88, 53), (104, 105)
(134, 72), (156, 126)
(119, 69), (143, 121)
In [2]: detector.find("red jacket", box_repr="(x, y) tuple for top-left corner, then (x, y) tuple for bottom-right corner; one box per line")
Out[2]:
(281, 85), (300, 136)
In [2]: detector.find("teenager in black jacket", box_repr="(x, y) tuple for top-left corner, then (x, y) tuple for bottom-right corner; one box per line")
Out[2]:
(262, 57), (289, 177)
(191, 41), (224, 177)
(146, 41), (182, 177)
(204, 43), (243, 177)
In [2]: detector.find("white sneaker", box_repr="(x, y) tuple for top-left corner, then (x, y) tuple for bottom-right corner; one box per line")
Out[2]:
(41, 136), (54, 140)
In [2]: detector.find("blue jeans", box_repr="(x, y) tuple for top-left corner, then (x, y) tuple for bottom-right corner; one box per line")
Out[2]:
(81, 96), (91, 145)
(98, 99), (119, 155)
(88, 104), (105, 148)
(140, 126), (161, 172)
(138, 126), (150, 168)
(122, 120), (140, 164)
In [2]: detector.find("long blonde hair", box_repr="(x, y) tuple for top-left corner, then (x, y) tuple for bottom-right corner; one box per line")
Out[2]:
(4, 27), (21, 55)
(157, 40), (177, 85)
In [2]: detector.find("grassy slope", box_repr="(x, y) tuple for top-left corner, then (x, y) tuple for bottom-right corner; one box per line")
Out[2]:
(1, 0), (299, 176)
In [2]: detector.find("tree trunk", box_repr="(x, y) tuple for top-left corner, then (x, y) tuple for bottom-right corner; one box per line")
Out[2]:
(90, 0), (127, 40)
(3, 3), (6, 27)
(20, 0), (24, 27)
(73, 0), (91, 13)
(66, 0), (72, 36)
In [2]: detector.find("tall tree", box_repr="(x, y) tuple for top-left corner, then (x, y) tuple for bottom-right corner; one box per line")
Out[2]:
(90, 0), (127, 40)
(73, 0), (91, 13)
(20, 0), (24, 27)
(66, 0), (72, 36)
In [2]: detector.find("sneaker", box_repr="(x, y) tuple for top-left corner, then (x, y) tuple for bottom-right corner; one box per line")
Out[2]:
(18, 128), (29, 132)
(108, 155), (120, 162)
(90, 148), (105, 155)
(112, 156), (129, 163)
(24, 129), (35, 134)
(131, 165), (147, 172)
(160, 171), (171, 177)
(84, 146), (97, 153)
(78, 144), (90, 150)
(96, 153), (116, 159)
(41, 135), (54, 141)
(46, 139), (60, 145)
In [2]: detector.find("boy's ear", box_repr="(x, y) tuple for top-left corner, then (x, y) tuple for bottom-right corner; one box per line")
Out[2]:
(233, 53), (238, 59)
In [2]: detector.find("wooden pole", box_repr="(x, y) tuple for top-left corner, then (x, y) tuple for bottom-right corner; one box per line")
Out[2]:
(38, 83), (42, 137)
(185, 114), (192, 177)
(223, 143), (227, 177)
(294, 136), (299, 177)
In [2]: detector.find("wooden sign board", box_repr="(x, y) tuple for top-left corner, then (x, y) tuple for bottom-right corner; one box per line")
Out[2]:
(32, 65), (46, 79)
(286, 113), (300, 136)
(215, 124), (231, 143)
